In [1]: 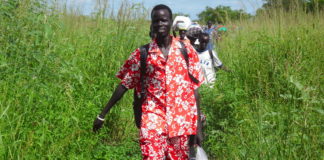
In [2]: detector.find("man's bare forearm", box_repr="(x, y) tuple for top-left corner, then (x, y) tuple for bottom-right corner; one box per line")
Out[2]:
(99, 83), (128, 118)
(193, 88), (203, 146)
(172, 21), (184, 38)
(194, 89), (202, 130)
(172, 22), (179, 38)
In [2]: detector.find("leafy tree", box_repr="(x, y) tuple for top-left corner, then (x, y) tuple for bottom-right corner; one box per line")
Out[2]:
(197, 5), (251, 24)
(172, 12), (190, 19)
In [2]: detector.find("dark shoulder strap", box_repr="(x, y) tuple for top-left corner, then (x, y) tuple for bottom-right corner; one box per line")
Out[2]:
(139, 44), (149, 95)
(179, 41), (189, 63)
(209, 50), (214, 69)
(179, 41), (199, 84)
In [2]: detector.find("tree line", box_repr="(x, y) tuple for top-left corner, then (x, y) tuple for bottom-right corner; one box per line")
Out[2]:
(196, 5), (251, 24)
(177, 0), (324, 24)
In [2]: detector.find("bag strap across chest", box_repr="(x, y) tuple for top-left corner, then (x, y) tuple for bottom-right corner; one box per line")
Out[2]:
(178, 41), (199, 84)
(139, 44), (149, 96)
(132, 43), (149, 129)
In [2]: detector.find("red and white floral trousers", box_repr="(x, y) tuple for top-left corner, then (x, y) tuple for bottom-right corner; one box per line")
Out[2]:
(139, 127), (190, 160)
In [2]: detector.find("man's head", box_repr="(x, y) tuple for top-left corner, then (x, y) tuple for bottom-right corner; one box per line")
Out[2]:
(199, 33), (209, 50)
(187, 36), (197, 46)
(151, 4), (173, 38)
(207, 21), (212, 29)
(179, 30), (186, 40)
(186, 25), (203, 45)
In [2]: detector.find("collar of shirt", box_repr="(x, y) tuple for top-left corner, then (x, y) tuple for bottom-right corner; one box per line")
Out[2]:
(197, 48), (208, 53)
(149, 36), (181, 59)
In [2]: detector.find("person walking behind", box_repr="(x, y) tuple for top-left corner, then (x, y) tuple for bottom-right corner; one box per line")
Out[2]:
(93, 4), (205, 160)
(173, 20), (190, 43)
(186, 25), (204, 50)
(204, 21), (218, 50)
(196, 33), (230, 86)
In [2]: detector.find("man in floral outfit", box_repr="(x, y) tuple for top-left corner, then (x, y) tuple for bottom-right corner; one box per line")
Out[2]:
(93, 4), (204, 160)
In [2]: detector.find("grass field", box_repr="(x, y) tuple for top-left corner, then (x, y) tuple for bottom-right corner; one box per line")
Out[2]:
(1, 0), (323, 159)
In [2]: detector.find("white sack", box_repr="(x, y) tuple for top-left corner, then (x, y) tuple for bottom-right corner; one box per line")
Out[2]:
(196, 146), (208, 160)
(173, 16), (191, 31)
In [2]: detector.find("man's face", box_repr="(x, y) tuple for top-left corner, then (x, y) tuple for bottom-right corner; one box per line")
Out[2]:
(151, 9), (173, 38)
(179, 30), (186, 39)
(207, 22), (212, 29)
(199, 35), (209, 50)
(188, 36), (197, 45)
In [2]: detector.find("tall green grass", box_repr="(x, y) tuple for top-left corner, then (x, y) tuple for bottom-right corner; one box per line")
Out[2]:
(0, 0), (323, 159)
(0, 0), (148, 159)
(201, 5), (324, 159)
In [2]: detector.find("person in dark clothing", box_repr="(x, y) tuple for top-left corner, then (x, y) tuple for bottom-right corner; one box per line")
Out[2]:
(204, 21), (218, 50)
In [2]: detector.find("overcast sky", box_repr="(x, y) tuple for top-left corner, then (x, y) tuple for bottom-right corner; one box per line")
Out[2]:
(63, 0), (264, 20)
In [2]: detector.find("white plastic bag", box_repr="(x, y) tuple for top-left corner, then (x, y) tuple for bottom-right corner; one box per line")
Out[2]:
(172, 16), (191, 31)
(196, 146), (208, 160)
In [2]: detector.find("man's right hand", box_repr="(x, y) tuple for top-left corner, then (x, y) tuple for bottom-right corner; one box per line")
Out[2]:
(92, 83), (129, 133)
(93, 118), (104, 132)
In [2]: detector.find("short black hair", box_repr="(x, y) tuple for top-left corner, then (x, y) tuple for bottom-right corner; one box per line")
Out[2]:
(207, 21), (212, 24)
(199, 33), (209, 41)
(151, 4), (172, 20)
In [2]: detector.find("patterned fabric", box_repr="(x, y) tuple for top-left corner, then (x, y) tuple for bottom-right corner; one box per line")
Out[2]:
(140, 126), (189, 160)
(197, 49), (223, 85)
(116, 36), (205, 137)
(186, 25), (203, 38)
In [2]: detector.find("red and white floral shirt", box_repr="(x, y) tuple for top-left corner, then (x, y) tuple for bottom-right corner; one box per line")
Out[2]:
(116, 36), (204, 137)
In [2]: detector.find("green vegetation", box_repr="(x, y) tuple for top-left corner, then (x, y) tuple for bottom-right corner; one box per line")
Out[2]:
(197, 0), (324, 24)
(0, 0), (147, 159)
(261, 0), (324, 12)
(201, 5), (324, 159)
(197, 5), (251, 24)
(1, 0), (323, 159)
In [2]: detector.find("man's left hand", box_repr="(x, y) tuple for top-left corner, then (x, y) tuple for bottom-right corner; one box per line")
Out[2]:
(190, 128), (203, 147)
(195, 127), (203, 147)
